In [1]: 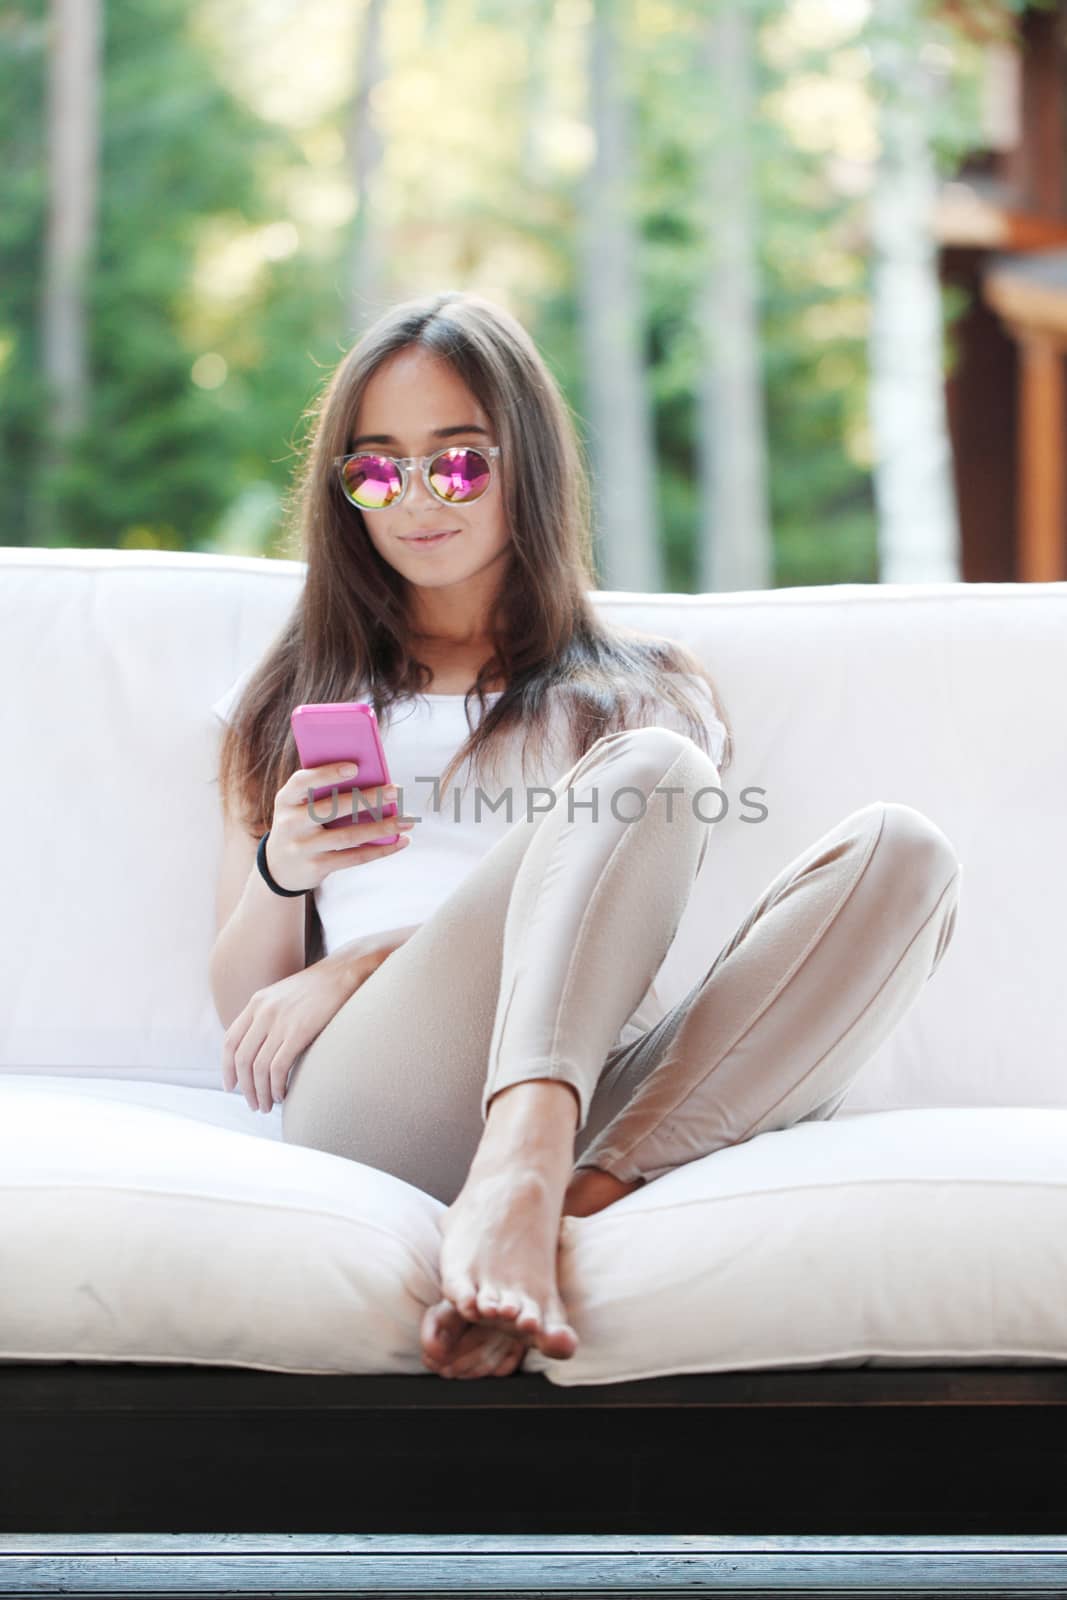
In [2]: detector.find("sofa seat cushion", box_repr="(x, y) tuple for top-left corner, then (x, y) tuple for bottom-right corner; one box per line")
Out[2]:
(0, 1077), (439, 1376)
(1, 1079), (1065, 1382)
(526, 1104), (1067, 1384)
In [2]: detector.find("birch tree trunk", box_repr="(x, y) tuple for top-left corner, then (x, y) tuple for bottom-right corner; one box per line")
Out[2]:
(695, 1), (773, 595)
(42, 0), (102, 444)
(576, 0), (662, 592)
(867, 0), (962, 582)
(520, 0), (556, 189)
(345, 0), (387, 339)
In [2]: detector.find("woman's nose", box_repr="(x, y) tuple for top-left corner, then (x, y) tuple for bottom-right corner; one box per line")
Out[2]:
(403, 467), (441, 513)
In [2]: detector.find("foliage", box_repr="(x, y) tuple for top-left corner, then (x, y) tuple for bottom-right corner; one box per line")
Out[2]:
(0, 0), (1029, 583)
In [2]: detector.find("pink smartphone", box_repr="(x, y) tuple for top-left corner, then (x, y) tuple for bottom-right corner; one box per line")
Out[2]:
(289, 701), (400, 843)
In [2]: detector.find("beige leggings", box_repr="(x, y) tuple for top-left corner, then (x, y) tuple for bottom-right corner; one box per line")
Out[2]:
(282, 727), (962, 1206)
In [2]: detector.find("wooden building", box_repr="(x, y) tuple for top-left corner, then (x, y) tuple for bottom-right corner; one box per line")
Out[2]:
(937, 0), (1067, 580)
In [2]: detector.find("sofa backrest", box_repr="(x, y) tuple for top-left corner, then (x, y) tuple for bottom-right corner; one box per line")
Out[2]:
(3, 547), (1065, 1113)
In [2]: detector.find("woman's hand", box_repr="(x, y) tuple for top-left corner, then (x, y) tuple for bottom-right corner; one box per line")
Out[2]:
(222, 950), (380, 1113)
(263, 759), (415, 893)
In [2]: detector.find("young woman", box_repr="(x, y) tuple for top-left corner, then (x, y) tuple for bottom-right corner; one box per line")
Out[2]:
(212, 289), (962, 1382)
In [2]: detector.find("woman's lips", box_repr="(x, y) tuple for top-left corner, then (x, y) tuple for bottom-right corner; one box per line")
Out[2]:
(401, 529), (459, 549)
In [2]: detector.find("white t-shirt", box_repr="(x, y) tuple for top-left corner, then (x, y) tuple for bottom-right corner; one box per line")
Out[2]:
(211, 668), (727, 1049)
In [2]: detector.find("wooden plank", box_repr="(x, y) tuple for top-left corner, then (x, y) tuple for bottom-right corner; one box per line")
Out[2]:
(2, 1533), (1067, 1594)
(1025, 4), (1067, 220)
(1018, 332), (1067, 580)
(941, 244), (1018, 581)
(934, 179), (1067, 249)
(985, 251), (1067, 338)
(9, 1532), (1067, 1550)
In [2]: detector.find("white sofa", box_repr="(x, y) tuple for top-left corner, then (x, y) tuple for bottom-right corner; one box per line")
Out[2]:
(3, 546), (1067, 1387)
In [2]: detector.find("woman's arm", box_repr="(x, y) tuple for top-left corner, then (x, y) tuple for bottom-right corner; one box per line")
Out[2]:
(218, 916), (426, 1109)
(322, 922), (424, 990)
(210, 813), (307, 1029)
(210, 797), (424, 1029)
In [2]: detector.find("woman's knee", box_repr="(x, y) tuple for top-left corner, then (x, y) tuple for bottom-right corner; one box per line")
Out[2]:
(278, 1049), (320, 1147)
(589, 724), (720, 797)
(874, 801), (961, 896)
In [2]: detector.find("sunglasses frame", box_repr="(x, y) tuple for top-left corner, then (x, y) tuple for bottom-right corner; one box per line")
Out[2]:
(332, 444), (502, 512)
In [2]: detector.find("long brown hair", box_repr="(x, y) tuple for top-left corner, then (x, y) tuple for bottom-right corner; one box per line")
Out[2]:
(217, 289), (733, 839)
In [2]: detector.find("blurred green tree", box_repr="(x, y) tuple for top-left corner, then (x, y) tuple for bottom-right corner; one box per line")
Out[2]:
(0, 0), (339, 550)
(1, 0), (1052, 587)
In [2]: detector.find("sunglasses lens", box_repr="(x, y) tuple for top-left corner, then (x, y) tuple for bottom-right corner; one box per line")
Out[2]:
(341, 455), (403, 509)
(428, 447), (491, 503)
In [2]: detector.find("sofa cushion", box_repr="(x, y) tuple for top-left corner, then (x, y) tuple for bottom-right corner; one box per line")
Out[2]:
(3, 547), (1067, 1112)
(1, 549), (304, 1089)
(0, 1077), (439, 1376)
(2, 1078), (1065, 1382)
(524, 1104), (1067, 1384)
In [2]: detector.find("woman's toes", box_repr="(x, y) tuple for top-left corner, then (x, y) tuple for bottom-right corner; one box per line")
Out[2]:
(535, 1298), (579, 1360)
(492, 1342), (526, 1377)
(512, 1294), (576, 1358)
(513, 1294), (545, 1339)
(491, 1292), (523, 1326)
(477, 1288), (524, 1327)
(541, 1324), (578, 1360)
(444, 1329), (511, 1379)
(443, 1275), (480, 1323)
(420, 1299), (467, 1367)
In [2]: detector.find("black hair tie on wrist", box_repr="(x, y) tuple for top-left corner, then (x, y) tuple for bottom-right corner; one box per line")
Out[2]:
(256, 830), (308, 897)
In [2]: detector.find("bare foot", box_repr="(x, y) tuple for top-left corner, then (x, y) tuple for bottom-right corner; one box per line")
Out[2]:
(563, 1164), (645, 1218)
(420, 1298), (527, 1379)
(424, 1080), (584, 1368)
(438, 1163), (578, 1359)
(421, 1162), (644, 1376)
